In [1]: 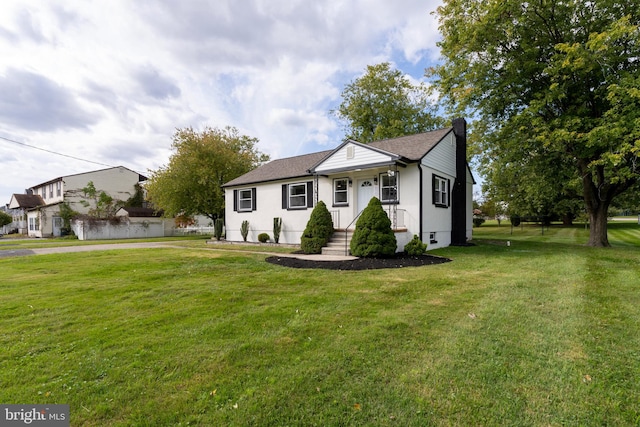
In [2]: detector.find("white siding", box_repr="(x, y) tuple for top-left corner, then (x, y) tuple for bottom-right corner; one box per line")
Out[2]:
(420, 161), (455, 250)
(225, 178), (319, 244)
(314, 142), (395, 173)
(422, 131), (456, 176)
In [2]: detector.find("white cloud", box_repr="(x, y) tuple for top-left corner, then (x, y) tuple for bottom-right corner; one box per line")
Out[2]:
(0, 0), (444, 204)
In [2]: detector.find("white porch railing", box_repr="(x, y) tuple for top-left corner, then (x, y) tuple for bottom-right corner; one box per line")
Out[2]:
(386, 208), (406, 229)
(330, 210), (340, 229)
(331, 209), (405, 230)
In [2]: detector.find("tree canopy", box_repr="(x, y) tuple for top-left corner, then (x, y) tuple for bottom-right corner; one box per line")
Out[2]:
(335, 62), (444, 143)
(431, 0), (640, 246)
(146, 126), (269, 222)
(0, 210), (11, 228)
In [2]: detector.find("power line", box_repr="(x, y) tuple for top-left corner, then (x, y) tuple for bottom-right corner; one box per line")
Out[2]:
(0, 134), (115, 168)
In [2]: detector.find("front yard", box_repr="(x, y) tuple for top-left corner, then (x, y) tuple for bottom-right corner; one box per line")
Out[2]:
(1, 222), (639, 425)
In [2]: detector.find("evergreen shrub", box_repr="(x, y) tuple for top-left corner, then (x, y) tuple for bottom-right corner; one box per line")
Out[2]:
(240, 220), (249, 242)
(300, 201), (334, 254)
(258, 233), (270, 243)
(404, 234), (427, 256)
(350, 197), (397, 257)
(214, 218), (224, 240)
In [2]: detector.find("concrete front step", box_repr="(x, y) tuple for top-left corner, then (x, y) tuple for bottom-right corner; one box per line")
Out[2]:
(322, 230), (354, 256)
(322, 246), (351, 256)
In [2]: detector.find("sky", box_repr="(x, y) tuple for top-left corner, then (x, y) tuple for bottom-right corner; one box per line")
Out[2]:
(0, 0), (447, 205)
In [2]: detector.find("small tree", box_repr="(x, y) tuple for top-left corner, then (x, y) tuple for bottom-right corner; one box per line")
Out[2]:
(0, 211), (11, 228)
(240, 220), (249, 242)
(214, 218), (224, 240)
(273, 217), (282, 244)
(58, 202), (78, 235)
(350, 197), (397, 257)
(300, 201), (334, 254)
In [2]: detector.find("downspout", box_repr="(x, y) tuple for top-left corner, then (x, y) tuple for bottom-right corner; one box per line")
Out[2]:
(418, 163), (424, 242)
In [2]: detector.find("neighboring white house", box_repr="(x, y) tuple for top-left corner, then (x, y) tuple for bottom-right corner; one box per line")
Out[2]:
(12, 166), (147, 238)
(223, 118), (475, 252)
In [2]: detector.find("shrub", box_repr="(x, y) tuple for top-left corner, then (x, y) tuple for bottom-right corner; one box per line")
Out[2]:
(350, 197), (397, 257)
(473, 217), (486, 227)
(240, 220), (249, 242)
(300, 201), (334, 254)
(214, 218), (224, 240)
(404, 234), (427, 256)
(258, 233), (270, 243)
(273, 217), (282, 243)
(510, 215), (521, 227)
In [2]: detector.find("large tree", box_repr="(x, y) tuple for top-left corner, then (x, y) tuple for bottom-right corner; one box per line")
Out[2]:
(431, 0), (640, 246)
(146, 126), (269, 222)
(335, 62), (444, 143)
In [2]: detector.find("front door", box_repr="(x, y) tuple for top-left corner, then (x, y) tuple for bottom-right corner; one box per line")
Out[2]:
(357, 179), (375, 214)
(52, 216), (63, 237)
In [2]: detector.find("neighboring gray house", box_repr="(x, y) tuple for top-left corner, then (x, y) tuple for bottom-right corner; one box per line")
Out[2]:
(223, 118), (475, 252)
(11, 166), (147, 237)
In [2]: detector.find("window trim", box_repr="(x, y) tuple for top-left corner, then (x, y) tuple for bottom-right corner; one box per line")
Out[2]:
(379, 172), (399, 204)
(233, 188), (256, 213)
(282, 181), (313, 210)
(433, 174), (450, 208)
(333, 178), (349, 207)
(237, 189), (253, 212)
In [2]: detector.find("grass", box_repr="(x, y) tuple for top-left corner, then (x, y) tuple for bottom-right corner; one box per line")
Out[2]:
(1, 223), (640, 425)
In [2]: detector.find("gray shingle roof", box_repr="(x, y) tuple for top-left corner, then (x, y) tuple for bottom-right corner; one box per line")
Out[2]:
(223, 127), (454, 187)
(223, 150), (332, 187)
(367, 127), (453, 160)
(10, 194), (45, 209)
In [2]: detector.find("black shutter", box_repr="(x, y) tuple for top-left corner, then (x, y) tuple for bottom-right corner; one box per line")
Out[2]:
(431, 175), (436, 205)
(252, 188), (257, 211)
(233, 190), (238, 212)
(282, 184), (288, 209)
(447, 179), (451, 207)
(306, 181), (314, 208)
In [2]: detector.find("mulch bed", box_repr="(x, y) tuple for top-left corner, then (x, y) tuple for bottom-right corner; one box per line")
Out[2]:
(265, 253), (451, 270)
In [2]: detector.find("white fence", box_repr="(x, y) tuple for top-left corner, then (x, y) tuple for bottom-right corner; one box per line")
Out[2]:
(173, 226), (216, 236)
(72, 219), (169, 240)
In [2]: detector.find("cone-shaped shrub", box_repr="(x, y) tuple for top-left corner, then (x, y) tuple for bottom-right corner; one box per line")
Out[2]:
(350, 197), (397, 257)
(300, 201), (334, 254)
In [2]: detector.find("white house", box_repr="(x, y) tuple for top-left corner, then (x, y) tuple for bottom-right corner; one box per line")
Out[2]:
(223, 118), (475, 252)
(12, 166), (147, 238)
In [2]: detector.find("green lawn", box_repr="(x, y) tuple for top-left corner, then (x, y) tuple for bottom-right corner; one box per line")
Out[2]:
(1, 223), (640, 426)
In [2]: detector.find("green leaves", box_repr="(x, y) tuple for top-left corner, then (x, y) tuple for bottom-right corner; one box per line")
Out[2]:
(146, 126), (269, 221)
(432, 0), (640, 245)
(335, 62), (444, 143)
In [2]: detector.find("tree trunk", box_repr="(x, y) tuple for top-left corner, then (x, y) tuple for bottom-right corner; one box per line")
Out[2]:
(588, 205), (610, 247)
(562, 213), (573, 226)
(581, 164), (612, 247)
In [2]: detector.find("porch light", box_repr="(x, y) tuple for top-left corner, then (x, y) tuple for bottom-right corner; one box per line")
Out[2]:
(373, 177), (378, 185)
(348, 179), (352, 187)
